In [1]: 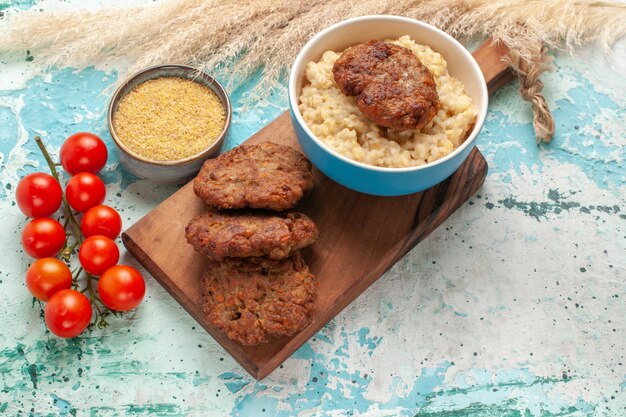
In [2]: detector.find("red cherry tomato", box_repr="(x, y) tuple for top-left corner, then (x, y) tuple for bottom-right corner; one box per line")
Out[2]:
(21, 218), (66, 258)
(16, 172), (62, 217)
(78, 235), (119, 275)
(81, 205), (122, 239)
(98, 265), (145, 311)
(25, 258), (72, 301)
(60, 132), (108, 175)
(44, 289), (92, 338)
(65, 173), (106, 212)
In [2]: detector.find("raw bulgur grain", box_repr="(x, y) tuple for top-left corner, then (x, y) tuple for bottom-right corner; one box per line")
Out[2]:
(113, 76), (225, 161)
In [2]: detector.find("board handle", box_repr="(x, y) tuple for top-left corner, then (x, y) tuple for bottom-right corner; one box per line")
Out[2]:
(472, 39), (516, 94)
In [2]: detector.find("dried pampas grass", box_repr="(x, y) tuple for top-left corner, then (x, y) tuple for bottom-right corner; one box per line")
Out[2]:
(1, 0), (625, 142)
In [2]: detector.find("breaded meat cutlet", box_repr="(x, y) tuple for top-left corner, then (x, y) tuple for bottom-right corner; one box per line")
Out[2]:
(185, 210), (318, 260)
(332, 40), (439, 132)
(193, 142), (314, 211)
(200, 252), (316, 345)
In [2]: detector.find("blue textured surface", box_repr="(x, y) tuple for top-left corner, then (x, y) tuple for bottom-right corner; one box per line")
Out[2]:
(0, 2), (625, 417)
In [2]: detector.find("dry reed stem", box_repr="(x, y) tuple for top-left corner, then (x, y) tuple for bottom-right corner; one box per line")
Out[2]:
(1, 0), (625, 142)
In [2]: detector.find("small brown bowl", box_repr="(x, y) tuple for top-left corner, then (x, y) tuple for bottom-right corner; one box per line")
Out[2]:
(107, 64), (232, 184)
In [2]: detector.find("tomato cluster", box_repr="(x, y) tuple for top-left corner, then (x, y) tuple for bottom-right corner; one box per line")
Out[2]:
(17, 133), (146, 338)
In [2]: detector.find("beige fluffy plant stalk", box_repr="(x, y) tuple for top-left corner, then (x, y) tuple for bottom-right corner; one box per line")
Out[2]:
(1, 0), (625, 142)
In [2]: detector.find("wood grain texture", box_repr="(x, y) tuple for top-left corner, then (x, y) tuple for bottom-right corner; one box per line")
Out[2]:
(122, 39), (509, 380)
(472, 40), (515, 94)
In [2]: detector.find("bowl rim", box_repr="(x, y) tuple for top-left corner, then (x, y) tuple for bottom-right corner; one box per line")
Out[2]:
(288, 15), (489, 173)
(107, 64), (232, 167)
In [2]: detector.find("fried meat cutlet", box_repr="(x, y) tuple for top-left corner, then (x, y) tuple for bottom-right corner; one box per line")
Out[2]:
(332, 40), (439, 132)
(193, 142), (313, 212)
(185, 210), (318, 260)
(200, 252), (316, 345)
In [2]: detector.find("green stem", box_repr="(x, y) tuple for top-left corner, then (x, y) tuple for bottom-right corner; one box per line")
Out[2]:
(34, 136), (83, 246)
(67, 240), (79, 254)
(72, 266), (83, 282)
(62, 216), (70, 231)
(86, 272), (96, 299)
(60, 240), (80, 261)
(85, 272), (104, 314)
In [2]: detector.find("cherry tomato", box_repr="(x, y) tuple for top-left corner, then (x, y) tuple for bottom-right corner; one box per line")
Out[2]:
(81, 205), (122, 239)
(98, 265), (145, 311)
(16, 172), (62, 218)
(25, 258), (72, 301)
(60, 132), (108, 175)
(65, 173), (106, 212)
(21, 218), (66, 258)
(44, 289), (92, 338)
(78, 235), (119, 275)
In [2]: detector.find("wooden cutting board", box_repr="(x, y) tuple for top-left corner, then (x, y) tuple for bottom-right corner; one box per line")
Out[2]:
(122, 40), (514, 380)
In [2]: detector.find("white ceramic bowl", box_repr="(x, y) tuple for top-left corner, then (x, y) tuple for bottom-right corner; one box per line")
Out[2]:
(288, 15), (488, 196)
